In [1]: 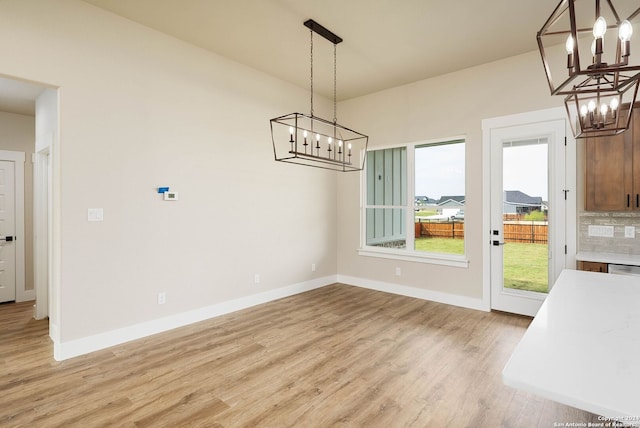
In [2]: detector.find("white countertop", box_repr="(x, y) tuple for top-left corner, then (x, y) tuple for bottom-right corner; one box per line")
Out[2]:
(576, 251), (640, 266)
(503, 269), (640, 421)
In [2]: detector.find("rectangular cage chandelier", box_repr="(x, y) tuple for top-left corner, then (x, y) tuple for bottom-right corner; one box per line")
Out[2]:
(537, 0), (640, 138)
(270, 19), (368, 172)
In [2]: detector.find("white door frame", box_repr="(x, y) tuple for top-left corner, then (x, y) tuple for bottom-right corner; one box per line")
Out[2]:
(34, 147), (50, 319)
(0, 150), (28, 302)
(481, 107), (577, 313)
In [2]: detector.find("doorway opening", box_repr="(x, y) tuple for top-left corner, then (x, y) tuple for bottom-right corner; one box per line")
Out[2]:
(0, 75), (58, 342)
(482, 108), (576, 316)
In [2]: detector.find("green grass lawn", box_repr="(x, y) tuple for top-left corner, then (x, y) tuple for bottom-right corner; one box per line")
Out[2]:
(415, 237), (464, 254)
(415, 238), (548, 293)
(415, 209), (437, 217)
(503, 242), (548, 293)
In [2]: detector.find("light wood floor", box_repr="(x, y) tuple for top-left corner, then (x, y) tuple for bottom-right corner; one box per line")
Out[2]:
(1, 284), (600, 427)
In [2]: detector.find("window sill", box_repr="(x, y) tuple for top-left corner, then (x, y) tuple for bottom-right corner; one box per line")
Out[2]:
(357, 247), (469, 268)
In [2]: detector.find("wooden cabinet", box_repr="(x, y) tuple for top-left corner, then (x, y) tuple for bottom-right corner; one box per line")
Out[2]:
(577, 261), (608, 273)
(584, 106), (640, 211)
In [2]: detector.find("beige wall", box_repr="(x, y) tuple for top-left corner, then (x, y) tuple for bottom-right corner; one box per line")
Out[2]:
(0, 111), (35, 292)
(0, 0), (336, 343)
(0, 0), (582, 350)
(336, 50), (565, 300)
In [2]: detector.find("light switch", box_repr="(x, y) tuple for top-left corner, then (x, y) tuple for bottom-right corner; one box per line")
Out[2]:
(88, 208), (104, 222)
(587, 225), (614, 237)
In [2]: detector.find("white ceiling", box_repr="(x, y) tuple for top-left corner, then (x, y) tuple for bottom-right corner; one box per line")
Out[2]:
(0, 77), (45, 116)
(2, 1), (638, 115)
(79, 0), (558, 100)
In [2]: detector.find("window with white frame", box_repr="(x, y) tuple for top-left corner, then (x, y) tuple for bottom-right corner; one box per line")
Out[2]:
(360, 138), (467, 267)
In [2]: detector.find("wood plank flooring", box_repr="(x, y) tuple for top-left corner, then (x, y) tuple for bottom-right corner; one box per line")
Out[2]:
(0, 284), (601, 427)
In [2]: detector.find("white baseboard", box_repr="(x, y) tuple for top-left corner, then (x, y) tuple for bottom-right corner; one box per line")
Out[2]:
(53, 275), (337, 361)
(49, 321), (60, 343)
(16, 289), (35, 302)
(337, 275), (489, 312)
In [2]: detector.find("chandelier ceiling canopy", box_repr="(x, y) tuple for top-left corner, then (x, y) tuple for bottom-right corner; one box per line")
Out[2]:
(270, 20), (368, 172)
(538, 0), (640, 138)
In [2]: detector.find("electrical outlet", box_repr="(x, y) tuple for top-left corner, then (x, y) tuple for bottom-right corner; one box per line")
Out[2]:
(157, 292), (166, 305)
(88, 208), (104, 222)
(625, 226), (636, 238)
(254, 274), (260, 284)
(395, 267), (401, 276)
(311, 263), (316, 272)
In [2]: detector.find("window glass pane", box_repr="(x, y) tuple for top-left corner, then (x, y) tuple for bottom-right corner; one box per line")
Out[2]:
(365, 147), (407, 248)
(414, 141), (465, 255)
(365, 208), (406, 248)
(502, 139), (549, 293)
(366, 147), (406, 206)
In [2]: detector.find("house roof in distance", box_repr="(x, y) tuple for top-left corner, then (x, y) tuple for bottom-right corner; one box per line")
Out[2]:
(504, 190), (542, 205)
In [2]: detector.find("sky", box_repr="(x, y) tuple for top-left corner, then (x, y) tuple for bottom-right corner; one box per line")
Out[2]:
(502, 143), (548, 200)
(415, 142), (548, 201)
(415, 143), (465, 199)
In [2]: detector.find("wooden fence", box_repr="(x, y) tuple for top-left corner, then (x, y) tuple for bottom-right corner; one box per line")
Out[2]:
(415, 220), (548, 244)
(415, 221), (464, 240)
(502, 221), (548, 244)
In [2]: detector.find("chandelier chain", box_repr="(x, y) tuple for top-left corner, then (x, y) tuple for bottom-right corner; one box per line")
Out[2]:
(310, 28), (314, 118)
(333, 43), (337, 124)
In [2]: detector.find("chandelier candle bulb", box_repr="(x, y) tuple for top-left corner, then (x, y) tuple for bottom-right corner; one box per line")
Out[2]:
(600, 104), (608, 126)
(620, 20), (633, 56)
(592, 16), (606, 60)
(620, 20), (633, 42)
(610, 98), (619, 119)
(580, 104), (588, 118)
(566, 35), (575, 69)
(593, 16), (607, 38)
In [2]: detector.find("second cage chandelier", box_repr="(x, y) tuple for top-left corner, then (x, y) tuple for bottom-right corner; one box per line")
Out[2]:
(538, 0), (640, 138)
(270, 19), (368, 172)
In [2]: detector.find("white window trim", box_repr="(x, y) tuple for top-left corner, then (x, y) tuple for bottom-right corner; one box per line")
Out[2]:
(357, 247), (469, 268)
(359, 137), (469, 268)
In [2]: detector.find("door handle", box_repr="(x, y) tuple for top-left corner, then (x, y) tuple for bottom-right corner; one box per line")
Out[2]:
(0, 236), (14, 242)
(492, 240), (506, 246)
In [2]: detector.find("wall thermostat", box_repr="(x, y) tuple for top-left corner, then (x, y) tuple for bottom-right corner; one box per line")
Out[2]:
(164, 192), (178, 201)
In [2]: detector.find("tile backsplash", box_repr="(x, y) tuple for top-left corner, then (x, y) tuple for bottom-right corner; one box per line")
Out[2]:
(579, 212), (640, 254)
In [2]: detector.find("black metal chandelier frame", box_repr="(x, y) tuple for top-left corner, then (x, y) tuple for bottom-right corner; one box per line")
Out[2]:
(538, 0), (640, 96)
(270, 19), (368, 172)
(537, 0), (640, 138)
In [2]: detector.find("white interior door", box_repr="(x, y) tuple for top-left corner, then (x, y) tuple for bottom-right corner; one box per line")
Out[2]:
(490, 119), (566, 316)
(0, 160), (17, 303)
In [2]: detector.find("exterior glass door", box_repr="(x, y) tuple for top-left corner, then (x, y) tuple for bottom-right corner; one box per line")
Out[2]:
(490, 119), (566, 316)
